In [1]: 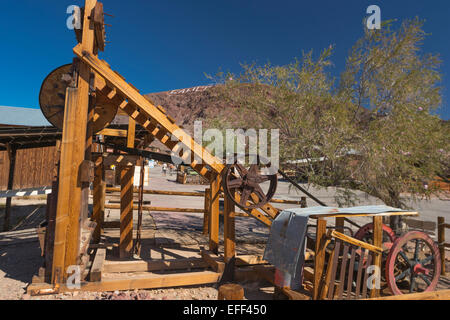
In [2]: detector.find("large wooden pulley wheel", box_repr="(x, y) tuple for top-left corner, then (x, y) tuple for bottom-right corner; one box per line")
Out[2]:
(39, 64), (118, 133)
(222, 156), (278, 210)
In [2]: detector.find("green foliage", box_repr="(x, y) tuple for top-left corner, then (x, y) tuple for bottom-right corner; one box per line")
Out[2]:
(206, 18), (449, 208)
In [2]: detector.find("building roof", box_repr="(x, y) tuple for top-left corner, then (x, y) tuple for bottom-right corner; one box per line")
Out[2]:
(0, 106), (51, 127)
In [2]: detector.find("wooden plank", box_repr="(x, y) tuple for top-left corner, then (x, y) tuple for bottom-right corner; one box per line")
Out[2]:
(371, 216), (382, 298)
(92, 155), (105, 243)
(104, 204), (204, 213)
(336, 244), (349, 299)
(313, 218), (327, 300)
(438, 217), (446, 275)
(103, 258), (208, 273)
(335, 217), (345, 233)
(52, 87), (79, 284)
(404, 218), (436, 232)
(355, 249), (366, 298)
(119, 166), (134, 258)
(127, 118), (136, 148)
(97, 128), (127, 137)
(209, 175), (220, 254)
(201, 250), (225, 273)
(224, 192), (236, 262)
(78, 221), (96, 261)
(310, 211), (419, 219)
(52, 0), (98, 284)
(28, 271), (222, 294)
(366, 289), (450, 300)
(90, 248), (106, 282)
(329, 230), (383, 254)
(323, 240), (340, 300)
(102, 155), (139, 167)
(203, 188), (210, 235)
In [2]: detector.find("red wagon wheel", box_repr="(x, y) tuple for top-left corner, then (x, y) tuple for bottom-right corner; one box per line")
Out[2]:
(385, 231), (441, 295)
(354, 223), (397, 249)
(222, 156), (277, 210)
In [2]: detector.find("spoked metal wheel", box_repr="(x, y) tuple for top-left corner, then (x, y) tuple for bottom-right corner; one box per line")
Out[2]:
(385, 231), (441, 295)
(222, 155), (277, 210)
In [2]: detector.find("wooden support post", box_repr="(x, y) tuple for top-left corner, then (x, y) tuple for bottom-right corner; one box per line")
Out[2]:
(222, 191), (236, 283)
(218, 284), (244, 300)
(438, 216), (446, 275)
(371, 215), (382, 298)
(52, 87), (79, 283)
(300, 196), (307, 208)
(52, 0), (97, 284)
(3, 144), (16, 232)
(335, 217), (345, 233)
(127, 118), (136, 148)
(120, 166), (134, 258)
(202, 188), (210, 235)
(134, 158), (145, 256)
(92, 155), (105, 243)
(313, 218), (327, 300)
(224, 192), (236, 262)
(209, 174), (221, 255)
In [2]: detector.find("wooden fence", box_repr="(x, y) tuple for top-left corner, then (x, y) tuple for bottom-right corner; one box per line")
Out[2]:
(0, 146), (58, 190)
(438, 216), (449, 275)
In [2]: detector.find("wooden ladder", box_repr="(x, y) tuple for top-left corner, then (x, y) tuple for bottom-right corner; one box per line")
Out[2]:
(73, 44), (279, 226)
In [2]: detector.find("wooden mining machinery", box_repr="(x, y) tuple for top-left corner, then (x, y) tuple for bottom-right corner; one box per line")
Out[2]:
(29, 0), (282, 294)
(29, 0), (442, 298)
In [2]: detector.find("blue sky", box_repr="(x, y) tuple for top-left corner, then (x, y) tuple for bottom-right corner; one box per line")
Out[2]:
(1, 0), (449, 119)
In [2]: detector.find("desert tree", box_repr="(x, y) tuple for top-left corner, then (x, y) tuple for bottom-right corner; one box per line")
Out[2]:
(205, 18), (449, 216)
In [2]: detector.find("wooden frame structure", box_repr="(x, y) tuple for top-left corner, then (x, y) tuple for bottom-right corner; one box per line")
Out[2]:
(28, 0), (285, 295)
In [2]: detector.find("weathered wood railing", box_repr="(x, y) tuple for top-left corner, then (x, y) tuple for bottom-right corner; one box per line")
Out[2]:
(438, 216), (449, 275)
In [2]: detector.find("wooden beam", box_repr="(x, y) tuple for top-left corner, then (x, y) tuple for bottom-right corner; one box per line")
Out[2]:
(102, 154), (140, 167)
(119, 165), (134, 258)
(97, 128), (127, 137)
(28, 271), (222, 294)
(203, 188), (210, 235)
(313, 218), (327, 300)
(90, 248), (106, 282)
(51, 0), (98, 284)
(224, 192), (235, 262)
(366, 289), (450, 300)
(329, 230), (383, 254)
(104, 258), (209, 273)
(201, 250), (225, 274)
(209, 174), (221, 254)
(371, 215), (383, 298)
(127, 118), (136, 148)
(335, 217), (345, 233)
(102, 254), (267, 274)
(92, 155), (105, 243)
(104, 204), (204, 213)
(438, 216), (446, 275)
(52, 87), (79, 284)
(3, 144), (16, 231)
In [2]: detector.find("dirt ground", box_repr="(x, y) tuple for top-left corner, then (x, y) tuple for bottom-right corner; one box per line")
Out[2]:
(0, 166), (449, 300)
